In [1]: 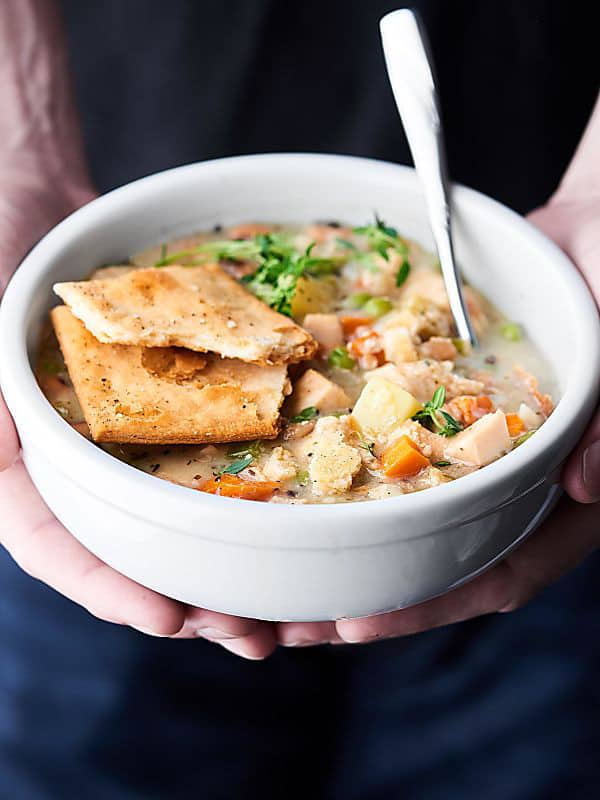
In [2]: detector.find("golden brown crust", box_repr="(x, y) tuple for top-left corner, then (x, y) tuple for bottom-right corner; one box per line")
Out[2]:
(51, 306), (290, 444)
(54, 264), (317, 365)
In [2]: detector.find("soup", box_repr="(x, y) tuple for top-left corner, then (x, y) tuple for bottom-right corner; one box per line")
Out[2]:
(37, 219), (555, 504)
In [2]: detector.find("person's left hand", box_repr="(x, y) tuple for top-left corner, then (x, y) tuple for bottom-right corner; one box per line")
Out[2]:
(277, 196), (600, 649)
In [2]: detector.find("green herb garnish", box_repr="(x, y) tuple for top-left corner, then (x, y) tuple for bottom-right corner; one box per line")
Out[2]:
(500, 321), (522, 342)
(395, 257), (411, 287)
(290, 406), (319, 424)
(227, 441), (263, 460)
(433, 460), (451, 467)
(412, 386), (463, 437)
(353, 214), (408, 262)
(328, 346), (356, 370)
(357, 435), (376, 457)
(514, 430), (535, 448)
(242, 238), (343, 316)
(336, 237), (358, 251)
(220, 453), (253, 475)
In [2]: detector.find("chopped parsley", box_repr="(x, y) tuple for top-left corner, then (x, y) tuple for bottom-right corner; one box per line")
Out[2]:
(412, 386), (463, 437)
(290, 406), (319, 424)
(433, 460), (451, 467)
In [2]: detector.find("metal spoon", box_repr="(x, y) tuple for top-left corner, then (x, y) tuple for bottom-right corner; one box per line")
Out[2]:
(380, 8), (478, 346)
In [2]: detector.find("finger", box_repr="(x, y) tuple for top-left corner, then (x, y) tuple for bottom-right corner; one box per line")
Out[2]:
(277, 621), (342, 647)
(336, 497), (599, 643)
(1, 458), (185, 635)
(528, 200), (600, 300)
(336, 563), (514, 643)
(0, 390), (20, 470)
(166, 601), (279, 659)
(206, 624), (278, 661)
(562, 410), (600, 503)
(173, 607), (263, 640)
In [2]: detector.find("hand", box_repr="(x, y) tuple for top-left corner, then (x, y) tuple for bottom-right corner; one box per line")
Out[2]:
(0, 167), (276, 658)
(277, 194), (600, 648)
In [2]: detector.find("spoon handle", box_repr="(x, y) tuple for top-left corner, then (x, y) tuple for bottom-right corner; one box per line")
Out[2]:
(380, 9), (477, 346)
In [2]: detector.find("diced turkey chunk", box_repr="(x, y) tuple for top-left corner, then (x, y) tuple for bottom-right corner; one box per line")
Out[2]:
(445, 410), (511, 466)
(302, 313), (344, 352)
(518, 402), (544, 430)
(366, 361), (484, 403)
(419, 337), (457, 361)
(288, 369), (351, 416)
(381, 327), (418, 364)
(262, 447), (298, 482)
(514, 366), (554, 418)
(306, 417), (362, 496)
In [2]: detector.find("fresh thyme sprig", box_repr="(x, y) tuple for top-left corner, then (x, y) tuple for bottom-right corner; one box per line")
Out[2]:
(289, 406), (319, 424)
(241, 238), (342, 316)
(219, 453), (253, 475)
(353, 214), (409, 263)
(412, 386), (463, 437)
(357, 434), (376, 457)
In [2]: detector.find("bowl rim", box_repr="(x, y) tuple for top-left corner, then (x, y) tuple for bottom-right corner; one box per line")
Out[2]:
(1, 152), (599, 543)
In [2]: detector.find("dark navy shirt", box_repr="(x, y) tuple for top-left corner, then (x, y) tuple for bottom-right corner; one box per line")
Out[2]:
(0, 2), (598, 798)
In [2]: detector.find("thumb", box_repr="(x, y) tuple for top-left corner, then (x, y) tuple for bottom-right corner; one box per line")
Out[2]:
(528, 200), (600, 503)
(0, 390), (20, 471)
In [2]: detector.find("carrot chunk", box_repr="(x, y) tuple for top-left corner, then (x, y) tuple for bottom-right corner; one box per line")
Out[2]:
(382, 435), (430, 478)
(505, 413), (525, 437)
(447, 395), (494, 427)
(340, 315), (374, 338)
(200, 474), (279, 501)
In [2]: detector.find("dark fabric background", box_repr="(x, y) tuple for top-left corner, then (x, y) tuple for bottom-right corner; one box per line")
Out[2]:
(62, 0), (598, 212)
(0, 2), (598, 798)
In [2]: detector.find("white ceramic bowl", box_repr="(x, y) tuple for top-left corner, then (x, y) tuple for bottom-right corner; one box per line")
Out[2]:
(1, 154), (599, 621)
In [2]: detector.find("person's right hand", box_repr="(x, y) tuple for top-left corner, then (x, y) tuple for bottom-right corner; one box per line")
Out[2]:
(0, 165), (277, 658)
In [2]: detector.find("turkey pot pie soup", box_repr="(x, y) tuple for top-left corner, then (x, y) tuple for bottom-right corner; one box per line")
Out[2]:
(37, 219), (555, 504)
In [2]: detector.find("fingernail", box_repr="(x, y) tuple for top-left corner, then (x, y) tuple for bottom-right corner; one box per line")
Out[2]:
(280, 639), (330, 648)
(196, 626), (239, 640)
(218, 639), (266, 661)
(131, 625), (168, 637)
(583, 441), (600, 501)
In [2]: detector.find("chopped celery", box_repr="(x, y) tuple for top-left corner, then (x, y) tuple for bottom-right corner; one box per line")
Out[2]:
(362, 297), (393, 318)
(328, 347), (356, 370)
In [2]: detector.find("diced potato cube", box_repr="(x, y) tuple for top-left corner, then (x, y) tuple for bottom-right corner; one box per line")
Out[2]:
(288, 369), (351, 416)
(291, 276), (337, 318)
(445, 410), (510, 466)
(351, 376), (422, 439)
